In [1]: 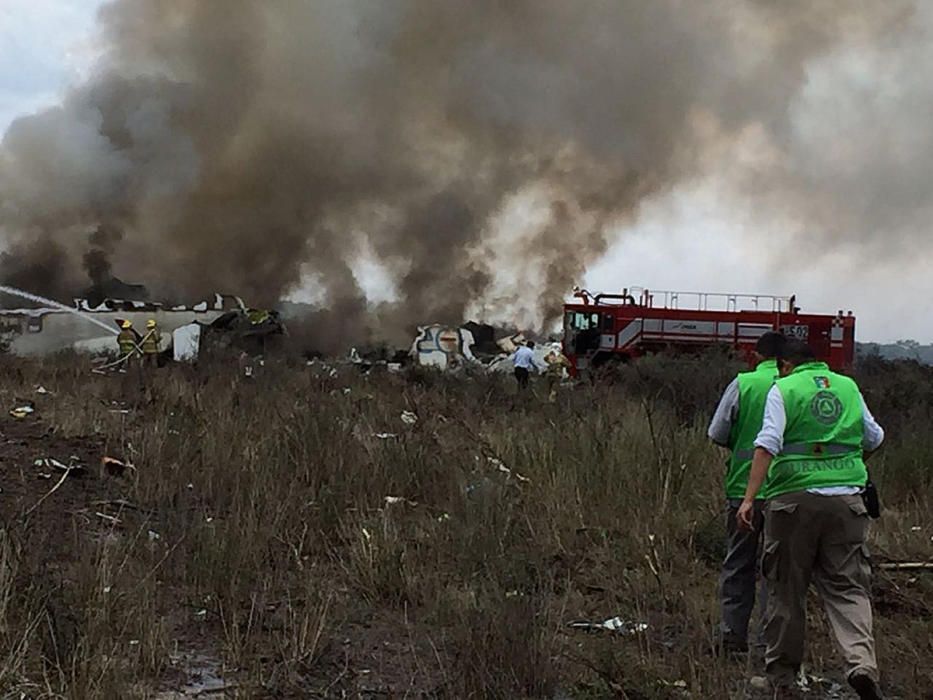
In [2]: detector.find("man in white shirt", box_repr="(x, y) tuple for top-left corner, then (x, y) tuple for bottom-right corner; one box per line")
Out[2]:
(737, 340), (885, 700)
(512, 341), (538, 389)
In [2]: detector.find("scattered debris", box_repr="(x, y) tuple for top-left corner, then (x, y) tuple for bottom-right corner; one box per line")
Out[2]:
(910, 526), (922, 532)
(400, 410), (418, 426)
(34, 457), (85, 476)
(488, 456), (530, 483)
(148, 530), (161, 542)
(411, 324), (478, 370)
(384, 496), (417, 507)
(568, 617), (649, 635)
(878, 561), (933, 571)
(496, 332), (526, 354)
(10, 405), (35, 419)
(158, 651), (231, 698)
(374, 433), (399, 440)
(35, 386), (50, 395)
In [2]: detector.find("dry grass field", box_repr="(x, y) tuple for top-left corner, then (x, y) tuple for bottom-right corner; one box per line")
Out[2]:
(0, 352), (930, 698)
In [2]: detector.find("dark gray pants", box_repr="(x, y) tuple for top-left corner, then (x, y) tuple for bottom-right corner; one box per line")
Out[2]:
(720, 499), (767, 649)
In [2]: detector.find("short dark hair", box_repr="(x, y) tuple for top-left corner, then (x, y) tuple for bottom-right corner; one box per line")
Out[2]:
(755, 331), (786, 359)
(526, 340), (535, 349)
(778, 339), (816, 365)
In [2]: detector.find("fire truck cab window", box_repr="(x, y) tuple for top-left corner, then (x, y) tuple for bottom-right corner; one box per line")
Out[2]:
(567, 312), (599, 331)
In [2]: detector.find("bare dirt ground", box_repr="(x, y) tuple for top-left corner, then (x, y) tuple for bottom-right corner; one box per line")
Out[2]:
(0, 354), (930, 698)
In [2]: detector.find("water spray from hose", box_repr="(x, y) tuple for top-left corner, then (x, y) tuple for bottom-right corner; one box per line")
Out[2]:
(0, 285), (119, 335)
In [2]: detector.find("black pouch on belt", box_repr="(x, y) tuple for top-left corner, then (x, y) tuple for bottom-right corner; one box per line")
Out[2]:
(862, 479), (881, 519)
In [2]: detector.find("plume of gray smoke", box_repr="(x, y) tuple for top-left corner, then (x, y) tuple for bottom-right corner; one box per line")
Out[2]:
(0, 0), (924, 349)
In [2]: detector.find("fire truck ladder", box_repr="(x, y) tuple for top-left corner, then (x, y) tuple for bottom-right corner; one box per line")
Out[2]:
(624, 287), (793, 313)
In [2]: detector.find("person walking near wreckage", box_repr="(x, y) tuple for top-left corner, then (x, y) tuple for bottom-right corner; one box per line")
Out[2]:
(511, 340), (539, 389)
(708, 331), (785, 655)
(737, 339), (885, 700)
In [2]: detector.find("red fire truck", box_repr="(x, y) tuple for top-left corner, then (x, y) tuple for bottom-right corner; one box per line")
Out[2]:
(563, 287), (855, 376)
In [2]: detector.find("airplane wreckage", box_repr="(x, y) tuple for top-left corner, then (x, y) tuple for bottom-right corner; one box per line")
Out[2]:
(0, 283), (560, 373)
(0, 289), (285, 361)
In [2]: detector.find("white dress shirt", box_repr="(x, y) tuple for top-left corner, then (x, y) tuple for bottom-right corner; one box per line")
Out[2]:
(512, 346), (537, 370)
(707, 378), (739, 446)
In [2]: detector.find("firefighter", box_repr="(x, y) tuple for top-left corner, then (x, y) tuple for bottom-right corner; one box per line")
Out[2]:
(543, 347), (571, 402)
(737, 339), (885, 700)
(708, 331), (785, 655)
(142, 319), (161, 367)
(117, 320), (139, 359)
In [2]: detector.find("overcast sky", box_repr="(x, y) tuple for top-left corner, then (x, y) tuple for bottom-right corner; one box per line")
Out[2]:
(0, 0), (927, 343)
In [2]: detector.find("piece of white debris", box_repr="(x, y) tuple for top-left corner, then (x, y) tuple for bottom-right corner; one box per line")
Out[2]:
(489, 457), (530, 483)
(148, 530), (161, 542)
(400, 411), (418, 426)
(568, 617), (649, 635)
(35, 457), (84, 475)
(374, 433), (399, 440)
(36, 386), (50, 395)
(911, 526), (922, 532)
(384, 496), (417, 506)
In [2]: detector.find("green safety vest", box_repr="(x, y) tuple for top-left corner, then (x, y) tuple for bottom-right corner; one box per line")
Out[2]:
(764, 361), (867, 499)
(725, 359), (778, 499)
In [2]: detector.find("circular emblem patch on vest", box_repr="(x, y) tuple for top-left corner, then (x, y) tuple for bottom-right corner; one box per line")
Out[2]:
(810, 390), (843, 425)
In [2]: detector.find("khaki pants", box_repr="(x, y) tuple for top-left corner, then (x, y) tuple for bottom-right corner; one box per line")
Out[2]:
(761, 491), (877, 686)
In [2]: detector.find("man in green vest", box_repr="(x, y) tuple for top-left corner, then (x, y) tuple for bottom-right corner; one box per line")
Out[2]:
(737, 339), (885, 700)
(708, 331), (785, 654)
